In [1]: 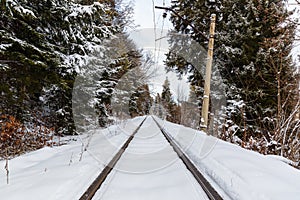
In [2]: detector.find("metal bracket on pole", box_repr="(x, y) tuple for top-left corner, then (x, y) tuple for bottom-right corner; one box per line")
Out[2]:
(155, 6), (209, 42)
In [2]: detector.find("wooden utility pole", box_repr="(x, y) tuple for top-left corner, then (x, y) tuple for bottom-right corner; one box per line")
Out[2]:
(200, 14), (216, 134)
(154, 6), (217, 134)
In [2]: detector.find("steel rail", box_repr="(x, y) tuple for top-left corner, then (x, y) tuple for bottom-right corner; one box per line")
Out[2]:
(79, 117), (147, 200)
(152, 116), (223, 200)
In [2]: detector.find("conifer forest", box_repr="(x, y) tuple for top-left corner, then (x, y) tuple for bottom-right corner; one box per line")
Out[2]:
(0, 0), (300, 168)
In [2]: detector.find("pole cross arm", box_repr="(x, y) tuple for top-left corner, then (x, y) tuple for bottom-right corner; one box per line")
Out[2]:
(155, 6), (209, 41)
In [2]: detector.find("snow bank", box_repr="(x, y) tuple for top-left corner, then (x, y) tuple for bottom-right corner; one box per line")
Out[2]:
(1, 116), (299, 200)
(154, 116), (300, 200)
(0, 117), (145, 200)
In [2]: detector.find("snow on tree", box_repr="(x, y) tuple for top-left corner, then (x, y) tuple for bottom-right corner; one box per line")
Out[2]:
(166, 0), (298, 162)
(180, 85), (201, 129)
(129, 84), (153, 117)
(0, 0), (129, 136)
(160, 77), (181, 123)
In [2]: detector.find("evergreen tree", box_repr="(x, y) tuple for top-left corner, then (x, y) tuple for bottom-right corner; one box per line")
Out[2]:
(0, 0), (62, 128)
(161, 77), (172, 104)
(180, 86), (201, 129)
(166, 0), (298, 155)
(160, 77), (181, 123)
(1, 0), (120, 134)
(152, 93), (165, 119)
(129, 84), (152, 117)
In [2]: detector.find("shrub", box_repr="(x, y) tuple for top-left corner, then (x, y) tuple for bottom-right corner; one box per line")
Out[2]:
(0, 115), (54, 159)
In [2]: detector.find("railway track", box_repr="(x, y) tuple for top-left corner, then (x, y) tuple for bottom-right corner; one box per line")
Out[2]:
(79, 116), (223, 200)
(79, 117), (147, 200)
(152, 117), (223, 200)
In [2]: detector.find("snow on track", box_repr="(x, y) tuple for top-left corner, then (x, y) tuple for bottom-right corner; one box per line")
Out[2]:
(153, 116), (300, 200)
(93, 117), (209, 200)
(1, 116), (300, 200)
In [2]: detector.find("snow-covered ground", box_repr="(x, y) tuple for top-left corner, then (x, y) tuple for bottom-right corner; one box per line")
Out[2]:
(1, 116), (300, 200)
(154, 116), (300, 200)
(0, 117), (145, 200)
(93, 117), (208, 200)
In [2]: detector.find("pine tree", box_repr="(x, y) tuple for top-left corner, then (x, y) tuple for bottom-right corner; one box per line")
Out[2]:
(129, 84), (152, 117)
(160, 77), (181, 123)
(166, 0), (298, 155)
(161, 77), (172, 103)
(180, 86), (201, 129)
(0, 0), (61, 125)
(103, 32), (146, 122)
(253, 2), (299, 156)
(1, 0), (120, 134)
(217, 1), (298, 150)
(152, 93), (165, 118)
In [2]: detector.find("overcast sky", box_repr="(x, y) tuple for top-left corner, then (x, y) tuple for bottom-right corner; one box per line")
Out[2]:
(132, 0), (172, 29)
(127, 0), (190, 101)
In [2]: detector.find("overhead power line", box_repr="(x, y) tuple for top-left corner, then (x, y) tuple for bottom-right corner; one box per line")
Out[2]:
(155, 6), (209, 41)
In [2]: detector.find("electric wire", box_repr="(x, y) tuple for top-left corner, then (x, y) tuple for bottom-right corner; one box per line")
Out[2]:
(156, 7), (166, 66)
(152, 0), (158, 65)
